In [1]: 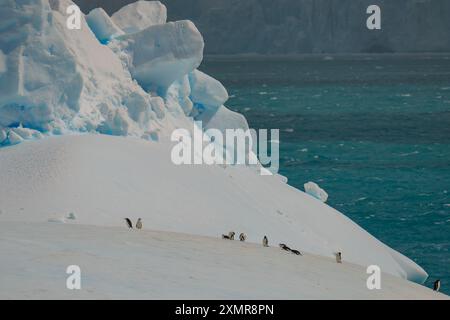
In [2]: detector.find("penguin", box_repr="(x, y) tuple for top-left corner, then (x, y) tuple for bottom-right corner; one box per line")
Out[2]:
(291, 249), (302, 256)
(222, 231), (235, 240)
(124, 218), (133, 229)
(239, 233), (247, 242)
(263, 236), (269, 247)
(136, 218), (142, 230)
(433, 279), (441, 292)
(335, 252), (342, 263)
(279, 243), (291, 251)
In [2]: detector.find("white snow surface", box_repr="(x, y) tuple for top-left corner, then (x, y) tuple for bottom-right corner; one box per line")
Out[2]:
(0, 221), (445, 300)
(304, 181), (329, 203)
(0, 135), (429, 286)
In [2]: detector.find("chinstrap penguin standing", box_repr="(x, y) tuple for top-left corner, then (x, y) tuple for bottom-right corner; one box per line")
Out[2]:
(239, 233), (247, 241)
(279, 243), (302, 255)
(335, 252), (342, 263)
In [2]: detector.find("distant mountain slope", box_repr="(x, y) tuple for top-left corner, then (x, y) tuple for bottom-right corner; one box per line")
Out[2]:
(75, 0), (450, 54)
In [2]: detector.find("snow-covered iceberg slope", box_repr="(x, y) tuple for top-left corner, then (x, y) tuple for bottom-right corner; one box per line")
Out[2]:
(0, 135), (428, 284)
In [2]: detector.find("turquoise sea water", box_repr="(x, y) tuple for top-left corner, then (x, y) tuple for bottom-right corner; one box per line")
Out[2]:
(200, 54), (450, 293)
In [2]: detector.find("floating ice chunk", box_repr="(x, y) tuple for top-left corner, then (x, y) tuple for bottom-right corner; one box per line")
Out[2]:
(110, 20), (204, 90)
(111, 0), (167, 34)
(304, 182), (328, 203)
(0, 49), (6, 73)
(189, 70), (228, 108)
(86, 8), (124, 43)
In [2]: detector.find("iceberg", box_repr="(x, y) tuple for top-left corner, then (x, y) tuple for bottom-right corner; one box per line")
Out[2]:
(4, 130), (22, 145)
(189, 69), (229, 109)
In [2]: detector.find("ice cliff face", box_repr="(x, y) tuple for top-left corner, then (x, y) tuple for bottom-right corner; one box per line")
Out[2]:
(0, 0), (243, 145)
(76, 0), (450, 54)
(0, 0), (431, 285)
